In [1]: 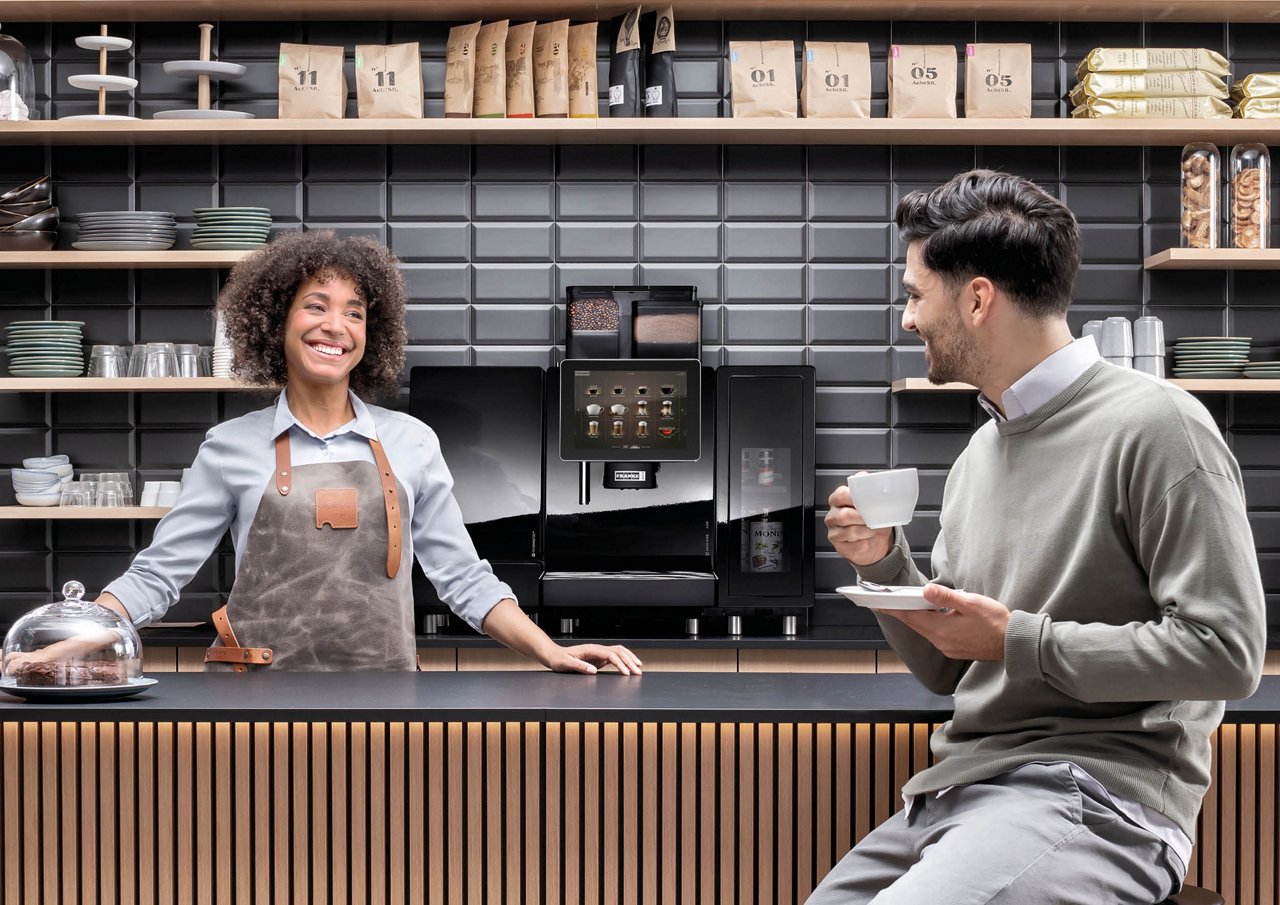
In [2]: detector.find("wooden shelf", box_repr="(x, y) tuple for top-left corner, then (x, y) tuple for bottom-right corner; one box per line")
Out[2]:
(7, 0), (1280, 22)
(0, 251), (252, 269)
(892, 377), (1280, 392)
(0, 506), (171, 519)
(3, 118), (1280, 147)
(1144, 248), (1280, 270)
(0, 378), (269, 392)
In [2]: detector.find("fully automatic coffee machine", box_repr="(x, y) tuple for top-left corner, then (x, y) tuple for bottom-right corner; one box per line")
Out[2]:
(410, 286), (815, 636)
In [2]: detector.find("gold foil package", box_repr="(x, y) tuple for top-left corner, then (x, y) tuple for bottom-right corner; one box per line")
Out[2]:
(1236, 97), (1280, 118)
(1070, 96), (1232, 119)
(1069, 70), (1228, 106)
(1232, 72), (1280, 100)
(1075, 47), (1230, 79)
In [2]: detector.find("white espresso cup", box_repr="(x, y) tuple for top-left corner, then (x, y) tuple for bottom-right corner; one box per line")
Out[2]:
(846, 468), (919, 529)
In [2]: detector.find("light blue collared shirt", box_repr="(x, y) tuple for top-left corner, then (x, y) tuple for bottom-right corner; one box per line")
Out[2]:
(977, 335), (1101, 423)
(103, 389), (514, 632)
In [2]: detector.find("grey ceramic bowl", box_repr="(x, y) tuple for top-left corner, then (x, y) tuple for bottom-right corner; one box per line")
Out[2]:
(0, 201), (53, 226)
(0, 207), (59, 233)
(0, 231), (57, 251)
(0, 176), (51, 206)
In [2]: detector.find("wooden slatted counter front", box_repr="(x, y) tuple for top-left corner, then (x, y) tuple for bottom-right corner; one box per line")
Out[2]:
(1, 672), (1276, 905)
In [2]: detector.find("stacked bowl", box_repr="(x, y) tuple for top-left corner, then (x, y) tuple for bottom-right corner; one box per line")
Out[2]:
(1171, 336), (1252, 379)
(72, 210), (177, 250)
(4, 320), (86, 377)
(192, 206), (270, 250)
(12, 455), (72, 506)
(1243, 361), (1280, 380)
(0, 176), (57, 251)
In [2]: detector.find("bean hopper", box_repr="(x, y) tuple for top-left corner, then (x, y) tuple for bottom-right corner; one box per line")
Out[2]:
(1, 581), (152, 700)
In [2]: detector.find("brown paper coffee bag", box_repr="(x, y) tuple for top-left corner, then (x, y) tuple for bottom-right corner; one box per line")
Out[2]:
(355, 43), (423, 119)
(534, 19), (570, 118)
(279, 43), (347, 119)
(801, 41), (871, 118)
(506, 22), (537, 118)
(445, 21), (482, 118)
(889, 45), (957, 118)
(474, 21), (509, 117)
(568, 22), (599, 118)
(964, 43), (1031, 118)
(729, 41), (798, 118)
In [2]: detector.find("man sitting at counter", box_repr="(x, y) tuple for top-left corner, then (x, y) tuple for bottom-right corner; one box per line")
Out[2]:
(816, 170), (1265, 904)
(23, 230), (643, 677)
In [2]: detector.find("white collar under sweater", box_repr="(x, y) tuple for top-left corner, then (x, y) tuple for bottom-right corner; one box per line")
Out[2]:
(978, 335), (1100, 423)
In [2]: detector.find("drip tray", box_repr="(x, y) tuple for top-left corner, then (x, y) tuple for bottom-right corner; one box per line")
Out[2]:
(542, 571), (716, 608)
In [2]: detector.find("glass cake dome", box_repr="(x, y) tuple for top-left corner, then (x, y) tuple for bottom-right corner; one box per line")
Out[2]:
(0, 23), (35, 121)
(2, 581), (142, 688)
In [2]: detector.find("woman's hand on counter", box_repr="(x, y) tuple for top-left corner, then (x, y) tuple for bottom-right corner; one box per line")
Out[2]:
(547, 643), (644, 676)
(481, 598), (643, 676)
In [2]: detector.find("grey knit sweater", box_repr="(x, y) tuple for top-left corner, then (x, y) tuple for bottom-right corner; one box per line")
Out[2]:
(857, 361), (1266, 837)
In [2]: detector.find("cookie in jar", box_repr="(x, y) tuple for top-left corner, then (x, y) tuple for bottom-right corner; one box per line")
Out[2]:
(1180, 142), (1220, 249)
(1230, 143), (1270, 248)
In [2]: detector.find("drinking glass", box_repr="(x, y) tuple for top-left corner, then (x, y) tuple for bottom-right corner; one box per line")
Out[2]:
(143, 343), (178, 378)
(126, 344), (147, 377)
(58, 482), (89, 507)
(175, 344), (201, 378)
(87, 345), (127, 378)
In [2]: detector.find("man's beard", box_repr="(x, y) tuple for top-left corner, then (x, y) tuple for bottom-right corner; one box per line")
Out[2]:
(923, 305), (981, 386)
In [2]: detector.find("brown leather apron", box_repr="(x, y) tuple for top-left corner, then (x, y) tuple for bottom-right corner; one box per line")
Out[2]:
(205, 431), (415, 672)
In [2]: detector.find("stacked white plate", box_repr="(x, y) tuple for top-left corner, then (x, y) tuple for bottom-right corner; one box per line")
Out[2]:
(4, 320), (85, 377)
(211, 346), (233, 377)
(192, 207), (271, 250)
(1171, 336), (1251, 379)
(73, 211), (177, 251)
(1243, 361), (1280, 380)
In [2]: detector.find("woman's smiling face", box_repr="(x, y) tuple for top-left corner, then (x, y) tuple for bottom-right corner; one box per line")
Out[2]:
(282, 273), (367, 390)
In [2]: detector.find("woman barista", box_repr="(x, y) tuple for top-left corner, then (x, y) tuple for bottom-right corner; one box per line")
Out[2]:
(93, 230), (642, 675)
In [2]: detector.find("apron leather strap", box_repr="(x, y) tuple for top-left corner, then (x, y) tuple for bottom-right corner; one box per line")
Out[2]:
(206, 605), (273, 671)
(275, 433), (291, 496)
(275, 429), (402, 579)
(368, 437), (402, 579)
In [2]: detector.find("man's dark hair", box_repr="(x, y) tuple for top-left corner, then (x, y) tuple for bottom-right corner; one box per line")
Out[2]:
(894, 169), (1081, 317)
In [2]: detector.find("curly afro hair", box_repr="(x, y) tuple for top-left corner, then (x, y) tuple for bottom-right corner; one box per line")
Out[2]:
(216, 230), (408, 400)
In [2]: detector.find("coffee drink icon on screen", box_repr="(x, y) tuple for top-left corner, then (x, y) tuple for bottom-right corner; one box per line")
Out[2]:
(636, 385), (649, 395)
(588, 420), (600, 437)
(612, 420), (625, 437)
(586, 403), (603, 416)
(660, 384), (676, 395)
(661, 399), (673, 417)
(637, 420), (649, 438)
(612, 386), (625, 396)
(586, 385), (600, 396)
(637, 400), (649, 416)
(610, 403), (627, 416)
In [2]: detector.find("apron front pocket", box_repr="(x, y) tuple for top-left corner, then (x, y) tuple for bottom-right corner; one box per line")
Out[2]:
(315, 487), (359, 529)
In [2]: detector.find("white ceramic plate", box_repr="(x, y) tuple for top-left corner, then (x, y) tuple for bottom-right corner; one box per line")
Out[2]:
(67, 74), (138, 92)
(58, 114), (140, 121)
(0, 676), (157, 702)
(153, 109), (254, 120)
(162, 60), (248, 79)
(836, 584), (942, 611)
(194, 206), (270, 214)
(74, 35), (133, 52)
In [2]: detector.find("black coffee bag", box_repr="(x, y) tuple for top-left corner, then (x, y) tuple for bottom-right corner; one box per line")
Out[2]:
(608, 6), (644, 117)
(643, 7), (677, 117)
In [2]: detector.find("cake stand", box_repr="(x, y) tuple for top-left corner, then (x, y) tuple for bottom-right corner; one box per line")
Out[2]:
(155, 23), (251, 120)
(60, 25), (137, 121)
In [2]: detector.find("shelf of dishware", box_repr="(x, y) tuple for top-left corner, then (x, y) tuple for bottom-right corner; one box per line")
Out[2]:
(3, 118), (1280, 147)
(0, 250), (251, 269)
(0, 378), (264, 392)
(0, 506), (171, 519)
(2, 0), (1276, 22)
(892, 377), (1280, 393)
(1144, 249), (1280, 270)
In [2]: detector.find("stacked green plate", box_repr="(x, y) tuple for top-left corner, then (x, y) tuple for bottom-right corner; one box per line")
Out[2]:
(4, 320), (85, 377)
(191, 206), (272, 250)
(1171, 336), (1251, 379)
(1243, 362), (1280, 379)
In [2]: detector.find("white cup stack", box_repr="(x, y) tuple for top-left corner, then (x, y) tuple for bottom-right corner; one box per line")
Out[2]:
(211, 311), (232, 378)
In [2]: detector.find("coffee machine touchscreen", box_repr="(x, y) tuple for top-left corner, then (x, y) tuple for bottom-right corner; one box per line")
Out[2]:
(560, 359), (700, 461)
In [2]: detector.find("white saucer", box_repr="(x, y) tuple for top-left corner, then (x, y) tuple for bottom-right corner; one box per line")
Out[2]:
(836, 584), (942, 611)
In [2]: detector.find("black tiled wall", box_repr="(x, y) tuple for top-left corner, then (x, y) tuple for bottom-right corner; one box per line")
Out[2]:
(2, 19), (1279, 634)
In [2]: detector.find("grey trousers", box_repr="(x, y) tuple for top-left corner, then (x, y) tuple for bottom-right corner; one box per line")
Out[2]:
(805, 763), (1180, 905)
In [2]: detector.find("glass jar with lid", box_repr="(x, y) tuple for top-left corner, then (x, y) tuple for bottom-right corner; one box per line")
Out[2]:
(0, 23), (35, 121)
(1179, 142), (1220, 249)
(1230, 143), (1270, 249)
(1, 581), (142, 689)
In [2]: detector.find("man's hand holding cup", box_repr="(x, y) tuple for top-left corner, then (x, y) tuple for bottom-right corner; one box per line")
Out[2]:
(825, 468), (919, 567)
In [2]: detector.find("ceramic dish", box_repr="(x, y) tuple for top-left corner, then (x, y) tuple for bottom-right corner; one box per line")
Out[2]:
(13, 493), (61, 507)
(836, 584), (942, 611)
(1172, 370), (1245, 379)
(74, 35), (133, 51)
(194, 207), (270, 214)
(190, 241), (265, 250)
(58, 114), (140, 121)
(153, 109), (254, 120)
(0, 176), (51, 205)
(162, 60), (248, 79)
(72, 241), (175, 250)
(0, 676), (158, 702)
(0, 232), (56, 251)
(66, 74), (138, 92)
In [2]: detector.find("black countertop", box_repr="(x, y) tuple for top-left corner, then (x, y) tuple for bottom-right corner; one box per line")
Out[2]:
(2, 672), (1278, 723)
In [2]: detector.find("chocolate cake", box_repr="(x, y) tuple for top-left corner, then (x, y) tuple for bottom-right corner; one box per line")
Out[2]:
(11, 660), (127, 687)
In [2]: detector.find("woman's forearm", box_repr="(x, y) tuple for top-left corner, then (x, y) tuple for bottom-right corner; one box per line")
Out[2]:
(480, 598), (561, 667)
